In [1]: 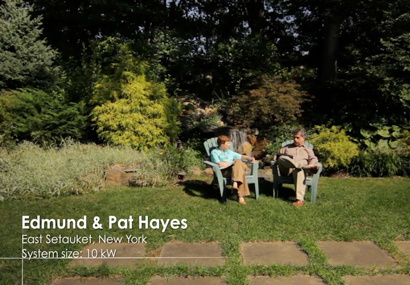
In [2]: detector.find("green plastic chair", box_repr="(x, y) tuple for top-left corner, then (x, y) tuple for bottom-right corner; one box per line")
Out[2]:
(271, 140), (323, 202)
(203, 137), (260, 201)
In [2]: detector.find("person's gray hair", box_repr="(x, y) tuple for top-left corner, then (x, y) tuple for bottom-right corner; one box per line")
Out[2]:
(293, 128), (306, 138)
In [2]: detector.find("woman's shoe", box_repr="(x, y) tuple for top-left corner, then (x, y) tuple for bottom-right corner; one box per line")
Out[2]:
(238, 197), (247, 205)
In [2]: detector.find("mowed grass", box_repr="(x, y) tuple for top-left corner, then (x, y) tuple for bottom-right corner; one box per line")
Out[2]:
(0, 177), (409, 285)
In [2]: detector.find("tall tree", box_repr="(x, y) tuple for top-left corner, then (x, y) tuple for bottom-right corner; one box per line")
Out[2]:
(270, 0), (410, 128)
(28, 0), (169, 59)
(152, 0), (281, 100)
(0, 0), (58, 90)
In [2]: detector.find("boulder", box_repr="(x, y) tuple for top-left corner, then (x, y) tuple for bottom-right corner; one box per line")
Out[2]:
(188, 167), (202, 176)
(105, 164), (135, 186)
(204, 168), (214, 176)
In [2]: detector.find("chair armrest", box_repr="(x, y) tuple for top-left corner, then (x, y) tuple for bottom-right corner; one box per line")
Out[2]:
(204, 160), (233, 170)
(204, 160), (226, 184)
(313, 162), (323, 177)
(203, 161), (224, 175)
(248, 161), (259, 176)
(204, 160), (219, 168)
(271, 161), (322, 177)
(271, 160), (280, 178)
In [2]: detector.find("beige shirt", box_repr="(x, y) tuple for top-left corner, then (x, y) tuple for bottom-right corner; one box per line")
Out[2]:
(278, 143), (318, 166)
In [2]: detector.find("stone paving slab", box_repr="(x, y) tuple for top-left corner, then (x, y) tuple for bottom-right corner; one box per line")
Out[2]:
(241, 242), (309, 266)
(51, 277), (124, 285)
(258, 168), (273, 180)
(343, 274), (410, 285)
(249, 276), (326, 285)
(395, 241), (410, 257)
(157, 242), (225, 266)
(70, 243), (145, 268)
(149, 276), (226, 285)
(317, 241), (396, 267)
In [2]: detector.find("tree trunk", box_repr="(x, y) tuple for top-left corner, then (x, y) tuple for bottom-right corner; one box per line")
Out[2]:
(320, 15), (342, 82)
(245, 0), (266, 34)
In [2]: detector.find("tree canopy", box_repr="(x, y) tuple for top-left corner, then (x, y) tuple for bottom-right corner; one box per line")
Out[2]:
(0, 0), (409, 147)
(0, 0), (58, 90)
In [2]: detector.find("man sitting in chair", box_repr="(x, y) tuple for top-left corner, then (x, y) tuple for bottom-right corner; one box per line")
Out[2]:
(211, 135), (255, 205)
(275, 128), (319, 207)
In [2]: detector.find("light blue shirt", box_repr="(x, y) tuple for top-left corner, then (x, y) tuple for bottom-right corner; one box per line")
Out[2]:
(211, 148), (242, 164)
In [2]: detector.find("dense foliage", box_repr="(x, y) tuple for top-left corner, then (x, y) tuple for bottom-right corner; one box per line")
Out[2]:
(88, 38), (179, 149)
(0, 0), (409, 176)
(0, 0), (57, 90)
(0, 141), (202, 200)
(309, 126), (359, 171)
(91, 72), (177, 150)
(0, 89), (86, 144)
(227, 75), (307, 128)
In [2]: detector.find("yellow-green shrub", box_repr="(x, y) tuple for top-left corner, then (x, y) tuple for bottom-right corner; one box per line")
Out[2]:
(91, 72), (178, 150)
(89, 38), (179, 150)
(309, 125), (359, 170)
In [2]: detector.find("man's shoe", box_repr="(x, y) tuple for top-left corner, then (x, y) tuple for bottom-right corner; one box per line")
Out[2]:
(292, 200), (305, 207)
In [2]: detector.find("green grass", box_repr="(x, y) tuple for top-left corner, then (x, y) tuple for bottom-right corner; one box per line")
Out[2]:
(0, 177), (410, 285)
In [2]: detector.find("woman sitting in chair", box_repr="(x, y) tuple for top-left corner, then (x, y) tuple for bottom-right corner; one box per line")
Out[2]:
(210, 135), (255, 205)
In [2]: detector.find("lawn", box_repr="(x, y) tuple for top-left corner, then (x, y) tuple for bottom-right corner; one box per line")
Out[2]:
(0, 177), (409, 285)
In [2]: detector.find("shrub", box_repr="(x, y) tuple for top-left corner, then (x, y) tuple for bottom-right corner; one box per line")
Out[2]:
(397, 130), (410, 175)
(91, 72), (179, 150)
(0, 88), (87, 145)
(349, 150), (405, 177)
(0, 141), (202, 200)
(90, 39), (180, 149)
(0, 141), (130, 200)
(358, 124), (404, 150)
(309, 125), (359, 171)
(262, 124), (301, 155)
(349, 126), (410, 177)
(226, 75), (307, 129)
(148, 145), (202, 177)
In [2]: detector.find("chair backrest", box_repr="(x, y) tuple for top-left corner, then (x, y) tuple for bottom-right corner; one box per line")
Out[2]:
(204, 137), (234, 157)
(281, 140), (314, 149)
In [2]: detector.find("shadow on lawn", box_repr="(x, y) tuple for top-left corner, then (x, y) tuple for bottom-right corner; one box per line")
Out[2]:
(275, 186), (297, 201)
(180, 178), (295, 203)
(180, 179), (220, 200)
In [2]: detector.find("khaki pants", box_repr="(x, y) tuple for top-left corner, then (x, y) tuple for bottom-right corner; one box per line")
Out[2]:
(221, 159), (250, 197)
(277, 156), (306, 201)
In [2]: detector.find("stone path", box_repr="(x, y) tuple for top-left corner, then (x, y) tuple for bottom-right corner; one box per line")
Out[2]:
(69, 243), (145, 268)
(343, 275), (410, 285)
(241, 241), (309, 266)
(52, 240), (410, 285)
(51, 277), (124, 285)
(157, 242), (226, 266)
(317, 241), (396, 267)
(249, 276), (326, 285)
(149, 276), (226, 285)
(257, 167), (273, 180)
